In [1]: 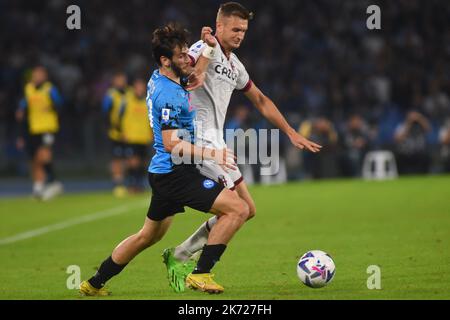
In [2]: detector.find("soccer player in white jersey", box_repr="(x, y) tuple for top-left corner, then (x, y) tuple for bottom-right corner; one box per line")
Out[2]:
(162, 2), (322, 292)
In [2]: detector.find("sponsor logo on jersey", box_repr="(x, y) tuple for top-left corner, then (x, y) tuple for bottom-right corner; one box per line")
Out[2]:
(214, 65), (238, 81)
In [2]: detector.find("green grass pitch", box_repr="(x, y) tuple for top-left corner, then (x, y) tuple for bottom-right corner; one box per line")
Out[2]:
(1, 175), (449, 300)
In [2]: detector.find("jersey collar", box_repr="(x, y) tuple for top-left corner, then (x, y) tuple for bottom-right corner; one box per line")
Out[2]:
(214, 36), (231, 60)
(157, 70), (189, 92)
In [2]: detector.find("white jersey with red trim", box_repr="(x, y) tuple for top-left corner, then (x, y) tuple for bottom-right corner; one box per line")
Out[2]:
(188, 39), (252, 148)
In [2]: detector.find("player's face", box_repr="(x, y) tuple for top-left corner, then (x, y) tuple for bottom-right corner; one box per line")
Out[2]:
(218, 16), (248, 50)
(133, 80), (146, 97)
(32, 67), (48, 85)
(169, 45), (191, 78)
(113, 74), (127, 89)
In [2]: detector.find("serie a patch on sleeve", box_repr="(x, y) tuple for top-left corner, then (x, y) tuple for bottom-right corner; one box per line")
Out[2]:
(161, 108), (170, 123)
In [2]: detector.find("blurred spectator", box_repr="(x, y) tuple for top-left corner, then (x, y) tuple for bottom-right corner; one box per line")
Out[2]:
(16, 65), (64, 200)
(224, 105), (259, 182)
(225, 104), (252, 155)
(1, 0), (449, 179)
(439, 118), (450, 172)
(225, 105), (251, 132)
(423, 80), (450, 121)
(102, 72), (129, 197)
(340, 114), (371, 177)
(121, 78), (153, 193)
(299, 117), (339, 179)
(394, 111), (432, 174)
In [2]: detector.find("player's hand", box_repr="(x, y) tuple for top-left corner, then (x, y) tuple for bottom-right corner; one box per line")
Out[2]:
(288, 131), (322, 153)
(185, 71), (206, 91)
(15, 110), (25, 122)
(118, 134), (126, 143)
(407, 111), (422, 123)
(215, 148), (237, 171)
(201, 27), (217, 47)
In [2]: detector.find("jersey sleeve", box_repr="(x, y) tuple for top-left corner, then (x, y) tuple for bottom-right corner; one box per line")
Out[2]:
(101, 94), (113, 114)
(235, 58), (252, 92)
(18, 98), (27, 111)
(155, 92), (182, 131)
(50, 86), (63, 108)
(188, 40), (206, 66)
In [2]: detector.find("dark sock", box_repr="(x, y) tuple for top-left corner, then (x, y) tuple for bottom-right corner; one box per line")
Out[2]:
(88, 256), (127, 289)
(192, 244), (227, 274)
(138, 165), (147, 188)
(44, 163), (55, 183)
(133, 169), (142, 188)
(124, 168), (132, 187)
(129, 168), (138, 188)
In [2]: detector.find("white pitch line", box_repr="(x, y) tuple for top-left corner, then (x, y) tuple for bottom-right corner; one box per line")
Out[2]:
(0, 201), (147, 246)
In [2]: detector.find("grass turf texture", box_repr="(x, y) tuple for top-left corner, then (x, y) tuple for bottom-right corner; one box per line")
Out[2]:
(0, 175), (449, 300)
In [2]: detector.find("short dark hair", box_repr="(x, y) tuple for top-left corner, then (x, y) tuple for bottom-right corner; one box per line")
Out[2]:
(152, 23), (190, 66)
(33, 64), (47, 72)
(112, 71), (126, 78)
(218, 2), (253, 20)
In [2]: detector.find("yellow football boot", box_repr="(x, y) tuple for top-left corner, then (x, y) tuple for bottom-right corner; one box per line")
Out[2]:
(79, 280), (111, 296)
(185, 273), (224, 294)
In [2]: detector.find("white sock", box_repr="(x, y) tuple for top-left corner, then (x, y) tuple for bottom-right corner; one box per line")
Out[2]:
(173, 216), (218, 262)
(33, 181), (44, 193)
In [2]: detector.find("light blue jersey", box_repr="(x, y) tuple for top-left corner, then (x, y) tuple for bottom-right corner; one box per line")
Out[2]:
(147, 70), (196, 173)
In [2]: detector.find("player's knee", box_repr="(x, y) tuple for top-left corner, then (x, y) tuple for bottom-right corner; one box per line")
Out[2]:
(38, 148), (51, 162)
(35, 152), (48, 164)
(231, 199), (249, 223)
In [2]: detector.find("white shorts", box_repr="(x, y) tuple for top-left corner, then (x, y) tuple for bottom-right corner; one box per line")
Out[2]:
(197, 159), (243, 190)
(196, 137), (244, 189)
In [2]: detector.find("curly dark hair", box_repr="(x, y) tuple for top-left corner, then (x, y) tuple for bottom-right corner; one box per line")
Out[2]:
(152, 23), (190, 66)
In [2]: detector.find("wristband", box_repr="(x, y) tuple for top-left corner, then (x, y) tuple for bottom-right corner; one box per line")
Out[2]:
(202, 45), (216, 59)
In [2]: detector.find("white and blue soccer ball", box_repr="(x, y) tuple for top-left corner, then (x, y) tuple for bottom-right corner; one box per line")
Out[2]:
(297, 250), (336, 288)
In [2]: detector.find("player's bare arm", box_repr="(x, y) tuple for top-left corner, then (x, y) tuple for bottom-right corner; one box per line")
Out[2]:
(161, 129), (236, 170)
(244, 83), (322, 153)
(185, 27), (217, 91)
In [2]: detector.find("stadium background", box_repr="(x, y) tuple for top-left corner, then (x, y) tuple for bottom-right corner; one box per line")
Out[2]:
(1, 0), (449, 184)
(0, 0), (449, 300)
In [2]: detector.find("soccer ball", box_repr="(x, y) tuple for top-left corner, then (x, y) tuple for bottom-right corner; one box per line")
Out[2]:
(297, 250), (336, 288)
